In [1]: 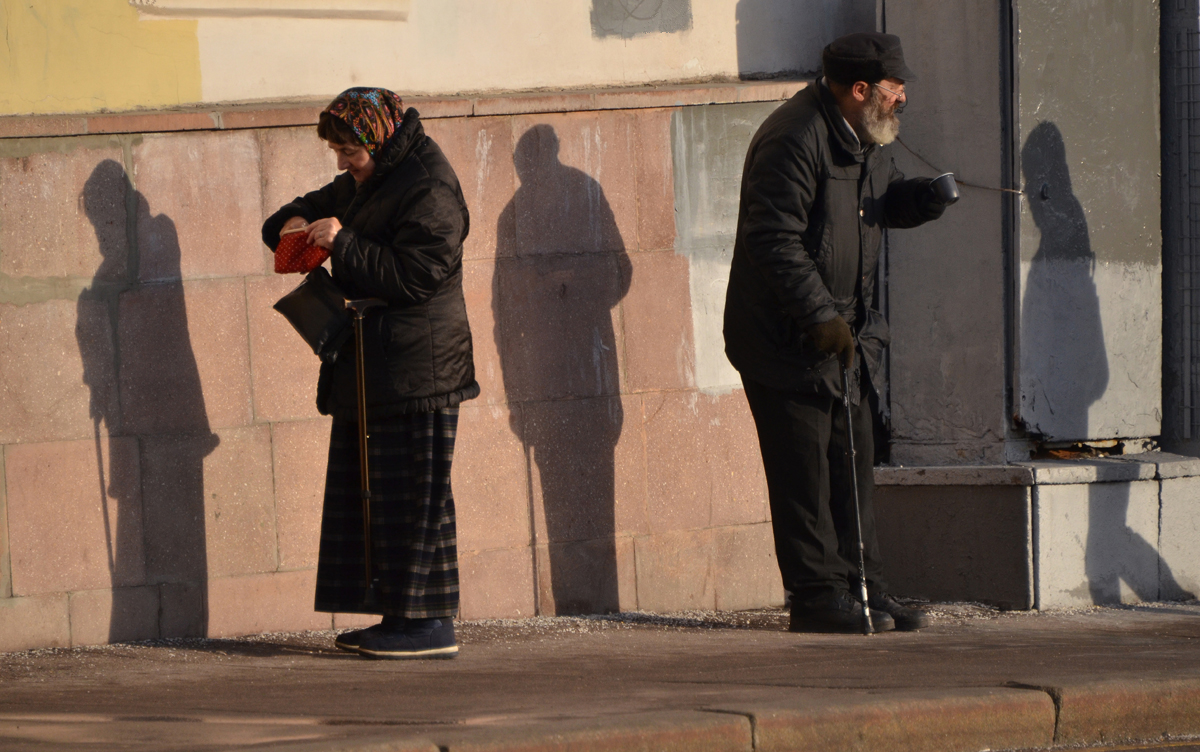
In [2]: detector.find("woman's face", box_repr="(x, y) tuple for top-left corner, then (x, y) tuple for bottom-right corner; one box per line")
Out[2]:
(328, 140), (375, 183)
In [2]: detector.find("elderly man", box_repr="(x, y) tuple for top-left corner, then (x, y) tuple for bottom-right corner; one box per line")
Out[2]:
(723, 32), (952, 633)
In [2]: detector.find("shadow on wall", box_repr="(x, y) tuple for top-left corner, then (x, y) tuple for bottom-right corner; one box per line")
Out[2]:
(1020, 124), (1192, 604)
(735, 0), (877, 79)
(78, 160), (217, 640)
(493, 125), (633, 615)
(1020, 121), (1108, 438)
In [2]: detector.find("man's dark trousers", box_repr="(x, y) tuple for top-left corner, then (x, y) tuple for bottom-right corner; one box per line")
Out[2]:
(742, 374), (886, 604)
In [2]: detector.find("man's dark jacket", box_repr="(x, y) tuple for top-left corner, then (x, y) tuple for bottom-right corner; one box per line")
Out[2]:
(723, 80), (942, 404)
(263, 108), (480, 420)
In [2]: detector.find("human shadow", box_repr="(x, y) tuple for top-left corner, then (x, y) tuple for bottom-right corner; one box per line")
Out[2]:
(79, 160), (217, 640)
(493, 125), (632, 615)
(1020, 121), (1108, 440)
(1021, 123), (1192, 604)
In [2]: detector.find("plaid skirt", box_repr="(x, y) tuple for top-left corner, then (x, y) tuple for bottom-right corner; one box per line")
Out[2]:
(314, 408), (459, 619)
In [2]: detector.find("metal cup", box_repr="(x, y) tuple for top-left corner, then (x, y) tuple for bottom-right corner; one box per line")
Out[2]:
(930, 172), (960, 205)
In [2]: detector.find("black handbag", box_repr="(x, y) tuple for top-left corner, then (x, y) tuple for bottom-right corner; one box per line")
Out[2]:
(273, 266), (353, 363)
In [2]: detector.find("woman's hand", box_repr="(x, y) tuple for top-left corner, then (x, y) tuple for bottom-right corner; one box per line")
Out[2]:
(307, 217), (343, 250)
(280, 216), (308, 236)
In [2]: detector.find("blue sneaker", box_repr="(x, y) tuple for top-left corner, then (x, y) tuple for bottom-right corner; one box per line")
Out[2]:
(357, 618), (458, 660)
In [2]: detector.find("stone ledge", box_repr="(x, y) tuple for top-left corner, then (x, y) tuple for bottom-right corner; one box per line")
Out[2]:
(0, 80), (807, 140)
(1026, 678), (1200, 746)
(401, 711), (751, 752)
(708, 688), (1054, 752)
(265, 690), (1056, 752)
(1017, 458), (1157, 485)
(874, 465), (1036, 487)
(875, 452), (1200, 487)
(259, 735), (439, 752)
(1121, 451), (1200, 479)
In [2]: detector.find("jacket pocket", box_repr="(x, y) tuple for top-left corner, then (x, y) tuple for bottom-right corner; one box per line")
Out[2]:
(381, 308), (433, 397)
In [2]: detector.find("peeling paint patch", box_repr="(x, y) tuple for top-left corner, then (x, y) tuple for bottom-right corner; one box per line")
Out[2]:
(671, 102), (778, 394)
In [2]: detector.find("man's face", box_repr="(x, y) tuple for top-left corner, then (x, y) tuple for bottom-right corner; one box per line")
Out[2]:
(860, 77), (905, 145)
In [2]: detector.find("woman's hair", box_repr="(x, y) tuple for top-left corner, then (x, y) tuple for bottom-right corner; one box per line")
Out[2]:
(318, 111), (361, 147)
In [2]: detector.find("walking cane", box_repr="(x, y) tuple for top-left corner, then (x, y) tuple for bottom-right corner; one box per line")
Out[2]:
(347, 298), (387, 605)
(841, 363), (874, 636)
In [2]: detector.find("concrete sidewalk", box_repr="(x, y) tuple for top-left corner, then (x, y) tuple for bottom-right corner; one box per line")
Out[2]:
(2, 602), (1200, 752)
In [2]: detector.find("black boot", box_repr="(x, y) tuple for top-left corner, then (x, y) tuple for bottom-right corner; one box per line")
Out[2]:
(868, 593), (931, 631)
(789, 592), (895, 634)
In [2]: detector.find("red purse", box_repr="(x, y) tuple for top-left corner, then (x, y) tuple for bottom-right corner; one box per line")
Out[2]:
(275, 227), (330, 274)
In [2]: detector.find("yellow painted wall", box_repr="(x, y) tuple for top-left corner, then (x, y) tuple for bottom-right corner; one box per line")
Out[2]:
(1, 0), (866, 116)
(0, 0), (202, 116)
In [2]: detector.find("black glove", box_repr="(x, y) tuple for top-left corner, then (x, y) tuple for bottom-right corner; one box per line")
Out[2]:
(917, 182), (947, 221)
(919, 173), (959, 220)
(807, 316), (855, 369)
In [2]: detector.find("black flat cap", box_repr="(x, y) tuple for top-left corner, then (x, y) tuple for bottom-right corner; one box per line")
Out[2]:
(822, 32), (917, 85)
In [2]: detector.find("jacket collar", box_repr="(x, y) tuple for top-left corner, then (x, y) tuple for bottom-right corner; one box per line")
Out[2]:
(341, 107), (423, 226)
(815, 77), (868, 164)
(356, 107), (424, 194)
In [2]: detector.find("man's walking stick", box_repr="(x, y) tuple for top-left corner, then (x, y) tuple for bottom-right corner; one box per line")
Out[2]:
(841, 363), (874, 636)
(348, 298), (386, 606)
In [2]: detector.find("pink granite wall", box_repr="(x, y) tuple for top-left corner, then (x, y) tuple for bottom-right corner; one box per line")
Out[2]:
(0, 87), (790, 651)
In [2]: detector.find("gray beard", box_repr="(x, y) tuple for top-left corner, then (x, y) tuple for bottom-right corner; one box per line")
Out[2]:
(859, 90), (900, 146)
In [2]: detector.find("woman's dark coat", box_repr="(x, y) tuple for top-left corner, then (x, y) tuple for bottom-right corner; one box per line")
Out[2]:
(723, 80), (943, 406)
(263, 108), (479, 419)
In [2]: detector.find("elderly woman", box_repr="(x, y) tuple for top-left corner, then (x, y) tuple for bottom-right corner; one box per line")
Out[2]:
(262, 88), (477, 659)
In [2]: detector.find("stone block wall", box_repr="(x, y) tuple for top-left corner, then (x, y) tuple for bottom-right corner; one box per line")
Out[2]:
(1030, 458), (1200, 609)
(875, 455), (1200, 611)
(875, 483), (1034, 609)
(0, 82), (799, 651)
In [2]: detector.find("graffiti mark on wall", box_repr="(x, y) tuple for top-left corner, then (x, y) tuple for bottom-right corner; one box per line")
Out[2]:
(591, 0), (692, 39)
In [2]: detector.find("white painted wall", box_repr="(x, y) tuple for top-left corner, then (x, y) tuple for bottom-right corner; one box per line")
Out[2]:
(1019, 260), (1163, 441)
(1014, 0), (1162, 444)
(1034, 480), (1161, 609)
(191, 0), (874, 104)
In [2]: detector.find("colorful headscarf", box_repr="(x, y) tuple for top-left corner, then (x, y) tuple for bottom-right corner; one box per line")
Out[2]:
(323, 87), (406, 156)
